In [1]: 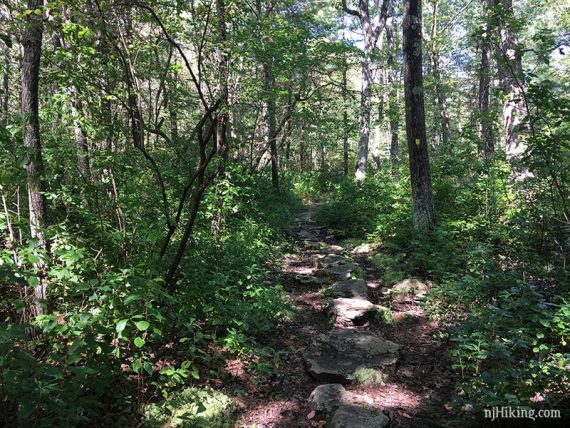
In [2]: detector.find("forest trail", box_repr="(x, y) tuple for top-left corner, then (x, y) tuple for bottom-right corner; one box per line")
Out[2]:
(236, 205), (453, 427)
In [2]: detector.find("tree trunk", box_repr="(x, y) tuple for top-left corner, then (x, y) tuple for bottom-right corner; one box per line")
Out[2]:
(478, 2), (494, 157)
(215, 0), (229, 157)
(355, 55), (372, 180)
(403, 0), (435, 231)
(1, 43), (9, 126)
(342, 55), (349, 176)
(430, 52), (451, 146)
(264, 66), (279, 188)
(21, 0), (48, 317)
(386, 12), (399, 175)
(72, 97), (91, 180)
(492, 0), (526, 168)
(343, 0), (389, 181)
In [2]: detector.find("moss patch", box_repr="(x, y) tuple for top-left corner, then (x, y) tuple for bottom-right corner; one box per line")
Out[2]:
(352, 368), (387, 386)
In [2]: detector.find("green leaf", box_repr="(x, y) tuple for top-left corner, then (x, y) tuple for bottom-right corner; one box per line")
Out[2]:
(191, 367), (200, 379)
(116, 319), (128, 333)
(135, 320), (150, 331)
(28, 276), (39, 287)
(134, 337), (145, 348)
(28, 254), (40, 264)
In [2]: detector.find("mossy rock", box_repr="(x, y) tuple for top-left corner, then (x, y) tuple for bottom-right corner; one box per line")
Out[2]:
(144, 387), (237, 428)
(353, 367), (387, 386)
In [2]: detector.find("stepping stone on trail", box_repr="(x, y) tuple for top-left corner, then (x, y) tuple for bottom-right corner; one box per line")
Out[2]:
(308, 384), (373, 414)
(330, 279), (369, 299)
(387, 278), (430, 303)
(304, 330), (400, 383)
(316, 254), (356, 280)
(331, 297), (380, 326)
(328, 405), (389, 428)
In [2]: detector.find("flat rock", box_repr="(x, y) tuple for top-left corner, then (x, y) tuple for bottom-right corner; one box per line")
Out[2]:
(351, 243), (371, 255)
(330, 280), (369, 299)
(331, 298), (378, 326)
(298, 229), (318, 241)
(388, 278), (430, 303)
(316, 254), (355, 280)
(297, 275), (322, 285)
(328, 405), (389, 428)
(322, 244), (345, 253)
(304, 330), (400, 383)
(308, 384), (373, 414)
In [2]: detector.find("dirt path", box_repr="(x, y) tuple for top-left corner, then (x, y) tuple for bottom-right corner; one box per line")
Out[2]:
(234, 205), (453, 427)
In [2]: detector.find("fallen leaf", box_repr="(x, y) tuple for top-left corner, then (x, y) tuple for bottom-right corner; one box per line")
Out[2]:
(400, 412), (412, 419)
(307, 410), (316, 419)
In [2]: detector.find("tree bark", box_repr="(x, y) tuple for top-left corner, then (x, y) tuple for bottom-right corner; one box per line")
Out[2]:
(403, 0), (435, 231)
(492, 0), (526, 167)
(343, 0), (390, 181)
(478, 1), (494, 157)
(342, 53), (349, 176)
(386, 11), (399, 175)
(1, 43), (9, 126)
(21, 0), (48, 317)
(264, 66), (279, 188)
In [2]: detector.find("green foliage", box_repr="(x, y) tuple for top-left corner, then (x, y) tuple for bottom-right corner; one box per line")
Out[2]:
(144, 387), (237, 428)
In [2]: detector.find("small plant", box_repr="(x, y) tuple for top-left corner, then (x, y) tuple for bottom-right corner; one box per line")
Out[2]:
(372, 306), (394, 325)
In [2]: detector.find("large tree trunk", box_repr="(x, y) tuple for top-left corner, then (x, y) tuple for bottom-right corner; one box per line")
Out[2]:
(492, 0), (526, 168)
(403, 0), (435, 231)
(386, 11), (399, 175)
(1, 43), (9, 126)
(215, 0), (229, 157)
(342, 54), (349, 176)
(478, 1), (494, 157)
(355, 55), (372, 180)
(343, 0), (389, 181)
(21, 0), (48, 317)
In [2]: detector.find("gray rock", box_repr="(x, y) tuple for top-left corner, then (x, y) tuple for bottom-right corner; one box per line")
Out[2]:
(304, 330), (400, 383)
(330, 280), (369, 299)
(351, 243), (371, 255)
(328, 405), (389, 428)
(316, 254), (355, 280)
(322, 244), (345, 253)
(298, 229), (318, 241)
(308, 384), (373, 414)
(388, 278), (430, 303)
(297, 275), (322, 285)
(331, 297), (377, 326)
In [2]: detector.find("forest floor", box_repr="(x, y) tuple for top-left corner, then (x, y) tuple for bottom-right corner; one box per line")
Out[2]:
(227, 204), (454, 428)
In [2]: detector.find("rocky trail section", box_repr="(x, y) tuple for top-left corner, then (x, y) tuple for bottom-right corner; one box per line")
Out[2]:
(235, 206), (452, 427)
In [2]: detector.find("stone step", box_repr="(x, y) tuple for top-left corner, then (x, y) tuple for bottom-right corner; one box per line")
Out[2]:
(304, 329), (400, 384)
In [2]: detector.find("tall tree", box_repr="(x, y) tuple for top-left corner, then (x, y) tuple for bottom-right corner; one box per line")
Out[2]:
(424, 0), (451, 147)
(21, 0), (48, 316)
(492, 0), (526, 166)
(342, 0), (390, 180)
(403, 0), (435, 230)
(385, 6), (399, 175)
(478, 0), (495, 157)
